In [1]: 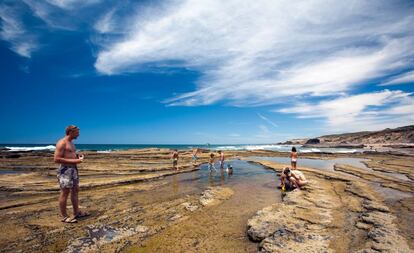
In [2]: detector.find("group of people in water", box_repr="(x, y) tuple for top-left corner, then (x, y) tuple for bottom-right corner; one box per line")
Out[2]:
(172, 146), (307, 190)
(172, 148), (228, 171)
(54, 125), (307, 223)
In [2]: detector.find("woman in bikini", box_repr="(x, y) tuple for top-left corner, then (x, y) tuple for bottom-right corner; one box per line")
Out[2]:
(290, 146), (298, 170)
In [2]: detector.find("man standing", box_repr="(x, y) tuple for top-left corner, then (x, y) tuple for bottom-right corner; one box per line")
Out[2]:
(172, 149), (179, 170)
(218, 150), (225, 169)
(54, 125), (88, 223)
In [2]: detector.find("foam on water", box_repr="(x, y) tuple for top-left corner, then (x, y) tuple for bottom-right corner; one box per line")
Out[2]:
(97, 150), (112, 153)
(5, 145), (56, 151)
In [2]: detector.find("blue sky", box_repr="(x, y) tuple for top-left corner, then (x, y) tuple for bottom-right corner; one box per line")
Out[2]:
(0, 0), (413, 144)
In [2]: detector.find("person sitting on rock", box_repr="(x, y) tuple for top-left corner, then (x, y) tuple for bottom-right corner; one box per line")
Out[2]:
(289, 167), (308, 189)
(279, 166), (308, 190)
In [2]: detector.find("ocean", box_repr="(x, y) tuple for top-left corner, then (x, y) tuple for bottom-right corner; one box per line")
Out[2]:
(0, 144), (366, 154)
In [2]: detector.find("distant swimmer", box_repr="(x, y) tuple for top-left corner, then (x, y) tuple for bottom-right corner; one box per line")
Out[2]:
(172, 149), (179, 170)
(54, 125), (89, 223)
(218, 150), (225, 169)
(290, 147), (298, 170)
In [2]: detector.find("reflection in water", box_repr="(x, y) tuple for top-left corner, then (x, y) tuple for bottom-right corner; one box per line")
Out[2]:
(220, 169), (225, 185)
(172, 174), (179, 194)
(370, 182), (412, 201)
(208, 171), (214, 186)
(207, 167), (234, 187)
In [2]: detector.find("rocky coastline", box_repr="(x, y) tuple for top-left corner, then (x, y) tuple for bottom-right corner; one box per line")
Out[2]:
(0, 148), (413, 252)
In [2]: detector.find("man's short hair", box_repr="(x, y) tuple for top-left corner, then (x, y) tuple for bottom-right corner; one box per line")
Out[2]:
(65, 125), (79, 135)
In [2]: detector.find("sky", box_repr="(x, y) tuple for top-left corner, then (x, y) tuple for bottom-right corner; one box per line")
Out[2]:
(0, 0), (413, 144)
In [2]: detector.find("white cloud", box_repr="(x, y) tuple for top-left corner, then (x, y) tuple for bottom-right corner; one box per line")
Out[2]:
(277, 90), (414, 132)
(381, 70), (414, 86)
(94, 0), (414, 107)
(0, 5), (37, 57)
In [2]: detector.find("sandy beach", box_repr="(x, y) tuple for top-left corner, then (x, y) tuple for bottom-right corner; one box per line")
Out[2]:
(0, 148), (413, 252)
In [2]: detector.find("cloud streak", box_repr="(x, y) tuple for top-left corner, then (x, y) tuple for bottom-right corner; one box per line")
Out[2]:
(381, 70), (414, 86)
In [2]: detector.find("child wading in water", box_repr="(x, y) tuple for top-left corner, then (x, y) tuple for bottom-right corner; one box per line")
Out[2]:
(290, 147), (298, 169)
(192, 148), (199, 166)
(208, 153), (216, 171)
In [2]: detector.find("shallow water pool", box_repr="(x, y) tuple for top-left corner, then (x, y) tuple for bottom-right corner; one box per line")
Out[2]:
(248, 156), (369, 172)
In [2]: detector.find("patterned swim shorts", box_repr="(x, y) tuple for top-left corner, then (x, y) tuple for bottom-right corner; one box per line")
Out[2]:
(57, 165), (79, 189)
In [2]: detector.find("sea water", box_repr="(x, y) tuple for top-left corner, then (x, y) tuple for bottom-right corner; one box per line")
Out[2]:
(0, 143), (366, 153)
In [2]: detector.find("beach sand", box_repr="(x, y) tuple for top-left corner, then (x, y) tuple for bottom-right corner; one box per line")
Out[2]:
(0, 149), (413, 252)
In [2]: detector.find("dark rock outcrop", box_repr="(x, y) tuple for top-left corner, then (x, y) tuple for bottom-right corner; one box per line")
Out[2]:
(305, 138), (320, 144)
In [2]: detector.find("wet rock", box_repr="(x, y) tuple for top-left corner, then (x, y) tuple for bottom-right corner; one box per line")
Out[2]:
(362, 200), (389, 212)
(181, 202), (199, 212)
(168, 214), (182, 221)
(63, 225), (138, 253)
(355, 222), (371, 230)
(246, 205), (285, 242)
(359, 211), (412, 252)
(97, 215), (109, 221)
(199, 187), (234, 206)
(6, 154), (21, 158)
(135, 225), (149, 233)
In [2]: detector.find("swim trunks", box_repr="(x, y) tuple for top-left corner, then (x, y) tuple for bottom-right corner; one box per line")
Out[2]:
(57, 165), (79, 189)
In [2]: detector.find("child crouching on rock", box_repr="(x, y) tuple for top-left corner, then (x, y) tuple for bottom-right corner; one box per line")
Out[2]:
(279, 167), (294, 191)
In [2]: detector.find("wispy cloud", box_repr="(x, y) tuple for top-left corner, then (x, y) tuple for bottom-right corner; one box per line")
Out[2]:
(278, 90), (414, 132)
(1, 0), (106, 57)
(94, 8), (116, 34)
(257, 113), (278, 128)
(0, 4), (37, 57)
(94, 0), (414, 107)
(381, 70), (414, 86)
(45, 0), (101, 10)
(23, 0), (100, 30)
